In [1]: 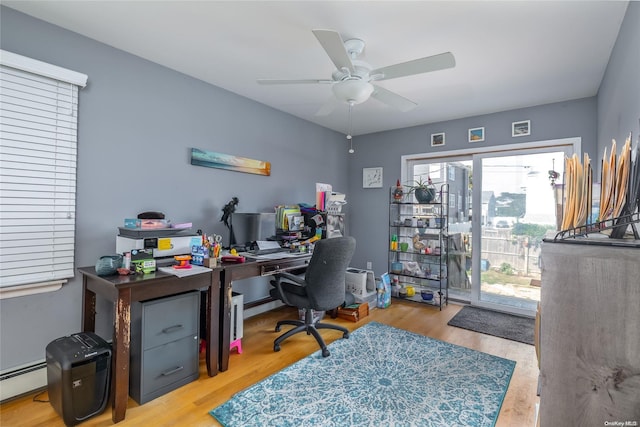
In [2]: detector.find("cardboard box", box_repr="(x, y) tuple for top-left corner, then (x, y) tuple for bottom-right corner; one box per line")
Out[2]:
(336, 309), (358, 322)
(336, 302), (369, 322)
(191, 245), (207, 266)
(204, 258), (218, 268)
(131, 259), (156, 274)
(130, 249), (153, 261)
(124, 218), (169, 229)
(124, 218), (141, 229)
(130, 249), (155, 273)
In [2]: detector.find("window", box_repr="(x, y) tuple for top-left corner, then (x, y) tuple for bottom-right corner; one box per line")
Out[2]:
(402, 137), (580, 316)
(0, 50), (87, 298)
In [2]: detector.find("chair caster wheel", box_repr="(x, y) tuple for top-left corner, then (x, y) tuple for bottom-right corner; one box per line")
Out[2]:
(274, 344), (280, 352)
(322, 348), (330, 357)
(343, 332), (350, 339)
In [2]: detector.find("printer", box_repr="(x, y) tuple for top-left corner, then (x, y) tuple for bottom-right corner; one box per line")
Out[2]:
(116, 227), (200, 260)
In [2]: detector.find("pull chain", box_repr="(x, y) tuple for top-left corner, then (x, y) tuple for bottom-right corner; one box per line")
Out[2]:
(347, 101), (355, 153)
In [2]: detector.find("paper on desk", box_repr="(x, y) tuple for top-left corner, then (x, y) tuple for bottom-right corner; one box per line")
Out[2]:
(158, 265), (212, 278)
(316, 183), (332, 211)
(243, 251), (309, 260)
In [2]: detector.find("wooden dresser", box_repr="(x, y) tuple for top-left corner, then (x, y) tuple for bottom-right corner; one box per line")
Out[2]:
(539, 240), (640, 425)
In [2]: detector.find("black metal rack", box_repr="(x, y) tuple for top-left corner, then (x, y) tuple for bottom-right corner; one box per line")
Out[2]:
(547, 211), (640, 242)
(388, 184), (449, 310)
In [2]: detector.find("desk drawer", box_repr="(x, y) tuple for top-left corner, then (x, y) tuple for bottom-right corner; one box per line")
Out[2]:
(130, 291), (200, 405)
(260, 257), (310, 276)
(139, 292), (199, 350)
(132, 334), (199, 404)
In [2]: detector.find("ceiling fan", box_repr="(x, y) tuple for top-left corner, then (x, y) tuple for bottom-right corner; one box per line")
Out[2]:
(257, 29), (456, 115)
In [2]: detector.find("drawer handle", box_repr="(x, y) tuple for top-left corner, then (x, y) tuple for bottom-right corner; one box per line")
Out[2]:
(161, 366), (184, 376)
(162, 324), (184, 334)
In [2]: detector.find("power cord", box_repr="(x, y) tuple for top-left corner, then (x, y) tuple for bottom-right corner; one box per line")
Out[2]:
(32, 389), (49, 403)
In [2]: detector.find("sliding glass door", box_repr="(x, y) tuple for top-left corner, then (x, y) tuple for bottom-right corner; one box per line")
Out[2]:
(405, 139), (576, 317)
(470, 148), (569, 316)
(407, 158), (473, 302)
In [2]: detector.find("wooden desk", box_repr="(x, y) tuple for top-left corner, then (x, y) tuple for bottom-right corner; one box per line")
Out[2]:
(215, 253), (312, 371)
(77, 267), (219, 424)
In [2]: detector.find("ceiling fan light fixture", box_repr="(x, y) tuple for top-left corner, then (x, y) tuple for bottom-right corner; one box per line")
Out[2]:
(258, 29), (456, 123)
(332, 80), (374, 105)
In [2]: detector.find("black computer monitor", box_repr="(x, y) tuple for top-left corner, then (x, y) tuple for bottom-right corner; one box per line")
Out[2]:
(230, 213), (276, 250)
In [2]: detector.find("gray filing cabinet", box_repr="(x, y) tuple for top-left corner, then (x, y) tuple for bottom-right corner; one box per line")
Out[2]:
(129, 291), (200, 404)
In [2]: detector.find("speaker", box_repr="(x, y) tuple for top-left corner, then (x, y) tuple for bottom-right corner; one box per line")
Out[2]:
(46, 332), (111, 426)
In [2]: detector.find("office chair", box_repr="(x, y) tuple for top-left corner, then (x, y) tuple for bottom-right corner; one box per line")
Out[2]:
(269, 236), (356, 357)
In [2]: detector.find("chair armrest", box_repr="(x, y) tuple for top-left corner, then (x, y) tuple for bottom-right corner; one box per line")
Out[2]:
(270, 272), (306, 307)
(275, 271), (306, 285)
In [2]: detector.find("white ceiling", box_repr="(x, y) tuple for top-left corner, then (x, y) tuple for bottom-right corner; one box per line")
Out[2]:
(4, 1), (629, 136)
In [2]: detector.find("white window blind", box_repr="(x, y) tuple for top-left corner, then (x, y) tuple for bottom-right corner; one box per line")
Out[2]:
(0, 50), (87, 290)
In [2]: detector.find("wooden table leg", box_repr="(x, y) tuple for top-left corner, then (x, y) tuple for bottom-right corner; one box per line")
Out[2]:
(205, 274), (219, 377)
(111, 288), (131, 423)
(81, 275), (96, 332)
(219, 272), (231, 372)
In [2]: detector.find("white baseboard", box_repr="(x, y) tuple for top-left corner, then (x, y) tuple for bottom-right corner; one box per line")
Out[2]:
(0, 300), (287, 403)
(0, 361), (47, 402)
(244, 300), (284, 318)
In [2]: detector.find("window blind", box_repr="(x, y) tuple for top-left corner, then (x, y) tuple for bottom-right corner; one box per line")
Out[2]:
(0, 51), (87, 289)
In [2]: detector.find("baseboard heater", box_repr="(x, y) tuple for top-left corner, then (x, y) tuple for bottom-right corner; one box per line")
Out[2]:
(0, 360), (47, 402)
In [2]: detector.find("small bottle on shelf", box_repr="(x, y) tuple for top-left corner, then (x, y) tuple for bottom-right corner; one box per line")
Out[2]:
(390, 234), (398, 250)
(392, 179), (404, 201)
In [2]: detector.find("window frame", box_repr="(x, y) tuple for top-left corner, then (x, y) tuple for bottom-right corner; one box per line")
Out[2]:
(0, 50), (87, 299)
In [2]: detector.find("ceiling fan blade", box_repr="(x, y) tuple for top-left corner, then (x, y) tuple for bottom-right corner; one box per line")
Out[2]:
(371, 52), (455, 81)
(371, 85), (417, 112)
(312, 29), (355, 73)
(257, 79), (333, 85)
(315, 97), (341, 116)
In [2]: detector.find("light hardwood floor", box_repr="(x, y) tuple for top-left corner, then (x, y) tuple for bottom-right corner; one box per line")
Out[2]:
(0, 301), (539, 426)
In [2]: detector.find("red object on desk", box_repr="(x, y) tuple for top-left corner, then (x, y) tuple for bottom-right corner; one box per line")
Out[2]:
(174, 255), (192, 269)
(221, 255), (245, 263)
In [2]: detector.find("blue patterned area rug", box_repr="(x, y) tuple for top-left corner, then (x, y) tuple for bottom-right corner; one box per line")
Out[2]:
(210, 322), (515, 427)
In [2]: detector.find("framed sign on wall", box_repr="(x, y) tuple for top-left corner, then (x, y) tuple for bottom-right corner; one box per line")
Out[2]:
(512, 120), (531, 137)
(363, 167), (383, 188)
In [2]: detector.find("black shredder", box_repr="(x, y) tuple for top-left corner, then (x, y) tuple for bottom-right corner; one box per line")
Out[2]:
(46, 332), (111, 426)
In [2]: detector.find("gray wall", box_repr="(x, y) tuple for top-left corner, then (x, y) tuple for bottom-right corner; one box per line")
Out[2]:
(597, 1), (639, 164)
(0, 7), (347, 370)
(345, 97), (598, 275)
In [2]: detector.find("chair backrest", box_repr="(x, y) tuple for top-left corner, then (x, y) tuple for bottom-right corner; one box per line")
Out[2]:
(304, 236), (356, 311)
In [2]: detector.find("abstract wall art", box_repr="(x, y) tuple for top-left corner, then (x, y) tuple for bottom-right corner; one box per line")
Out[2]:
(191, 148), (271, 176)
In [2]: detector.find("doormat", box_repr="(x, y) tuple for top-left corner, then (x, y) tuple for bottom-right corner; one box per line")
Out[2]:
(447, 305), (535, 345)
(210, 321), (515, 427)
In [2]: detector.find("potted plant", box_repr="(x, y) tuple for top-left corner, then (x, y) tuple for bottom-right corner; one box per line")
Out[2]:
(406, 176), (436, 203)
